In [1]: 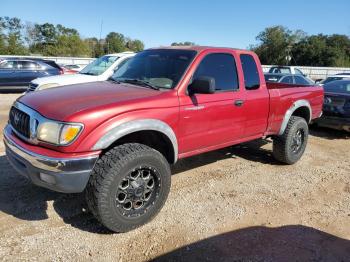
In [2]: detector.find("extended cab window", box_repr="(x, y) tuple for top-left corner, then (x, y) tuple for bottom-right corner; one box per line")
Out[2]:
(193, 53), (238, 91)
(240, 54), (260, 90)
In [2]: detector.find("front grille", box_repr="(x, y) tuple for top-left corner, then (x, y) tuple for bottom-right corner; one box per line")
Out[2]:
(9, 106), (30, 138)
(27, 83), (38, 92)
(325, 96), (346, 106)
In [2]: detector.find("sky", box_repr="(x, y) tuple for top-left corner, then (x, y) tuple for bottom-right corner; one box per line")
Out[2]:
(1, 0), (349, 49)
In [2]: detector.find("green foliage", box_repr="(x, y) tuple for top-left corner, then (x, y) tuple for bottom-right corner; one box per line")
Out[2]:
(0, 16), (28, 55)
(253, 26), (350, 67)
(126, 39), (144, 52)
(252, 26), (304, 65)
(105, 32), (126, 53)
(171, 41), (196, 46)
(0, 16), (145, 57)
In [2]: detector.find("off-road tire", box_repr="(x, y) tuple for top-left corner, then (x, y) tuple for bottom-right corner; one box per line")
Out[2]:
(273, 116), (309, 164)
(85, 143), (171, 233)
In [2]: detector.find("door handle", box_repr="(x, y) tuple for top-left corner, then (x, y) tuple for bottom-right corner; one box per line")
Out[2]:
(234, 100), (244, 107)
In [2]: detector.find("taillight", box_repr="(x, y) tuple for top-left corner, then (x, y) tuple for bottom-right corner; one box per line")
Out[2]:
(59, 69), (64, 74)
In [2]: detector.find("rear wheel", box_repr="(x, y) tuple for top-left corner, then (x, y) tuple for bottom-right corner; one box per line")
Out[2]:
(273, 116), (309, 164)
(85, 143), (171, 232)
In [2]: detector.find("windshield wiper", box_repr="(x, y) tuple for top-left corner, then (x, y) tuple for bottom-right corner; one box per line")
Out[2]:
(79, 72), (95, 75)
(108, 78), (121, 84)
(119, 79), (160, 90)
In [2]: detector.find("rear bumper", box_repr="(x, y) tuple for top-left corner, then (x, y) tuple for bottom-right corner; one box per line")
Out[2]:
(4, 126), (99, 193)
(315, 115), (350, 131)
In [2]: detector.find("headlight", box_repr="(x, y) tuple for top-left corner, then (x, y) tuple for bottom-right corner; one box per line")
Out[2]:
(38, 83), (59, 90)
(37, 122), (83, 145)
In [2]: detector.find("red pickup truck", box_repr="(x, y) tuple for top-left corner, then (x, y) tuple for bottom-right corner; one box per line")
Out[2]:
(4, 46), (323, 232)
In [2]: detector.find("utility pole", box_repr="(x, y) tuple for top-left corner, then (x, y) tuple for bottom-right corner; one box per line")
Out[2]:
(99, 20), (103, 41)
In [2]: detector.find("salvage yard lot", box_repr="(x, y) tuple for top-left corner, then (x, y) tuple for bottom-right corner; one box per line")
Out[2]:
(0, 93), (349, 261)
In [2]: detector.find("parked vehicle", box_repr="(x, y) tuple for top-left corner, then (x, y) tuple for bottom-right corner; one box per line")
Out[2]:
(335, 73), (350, 76)
(0, 58), (63, 92)
(4, 46), (323, 232)
(268, 66), (306, 76)
(318, 74), (350, 85)
(264, 73), (315, 85)
(63, 64), (85, 72)
(315, 80), (350, 132)
(27, 52), (135, 92)
(59, 64), (79, 74)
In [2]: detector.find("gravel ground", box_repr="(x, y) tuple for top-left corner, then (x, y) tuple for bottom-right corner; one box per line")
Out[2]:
(0, 93), (349, 261)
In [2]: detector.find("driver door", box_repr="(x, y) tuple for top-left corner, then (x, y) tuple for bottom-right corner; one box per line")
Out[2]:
(178, 52), (245, 155)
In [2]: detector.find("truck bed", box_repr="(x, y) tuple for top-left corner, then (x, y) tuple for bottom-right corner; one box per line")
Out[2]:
(265, 83), (324, 135)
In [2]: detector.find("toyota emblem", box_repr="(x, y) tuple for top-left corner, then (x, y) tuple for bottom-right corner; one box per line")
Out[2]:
(14, 113), (20, 125)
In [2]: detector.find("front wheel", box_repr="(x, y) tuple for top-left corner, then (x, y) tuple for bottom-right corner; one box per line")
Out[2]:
(85, 143), (171, 233)
(272, 116), (309, 164)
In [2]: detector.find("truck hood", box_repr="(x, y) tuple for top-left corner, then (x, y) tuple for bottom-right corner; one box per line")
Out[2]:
(18, 81), (161, 121)
(32, 73), (99, 87)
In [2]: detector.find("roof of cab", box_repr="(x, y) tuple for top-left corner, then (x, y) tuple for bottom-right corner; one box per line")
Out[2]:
(147, 45), (249, 53)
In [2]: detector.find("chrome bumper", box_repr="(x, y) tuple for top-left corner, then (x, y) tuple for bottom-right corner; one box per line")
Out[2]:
(3, 125), (99, 193)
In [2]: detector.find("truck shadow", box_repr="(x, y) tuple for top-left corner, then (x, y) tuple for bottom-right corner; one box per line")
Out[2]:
(172, 139), (281, 175)
(153, 225), (350, 261)
(0, 140), (281, 234)
(310, 125), (350, 140)
(0, 155), (111, 234)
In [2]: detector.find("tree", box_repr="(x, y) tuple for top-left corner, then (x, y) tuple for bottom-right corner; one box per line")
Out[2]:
(291, 34), (350, 67)
(126, 39), (144, 52)
(253, 26), (350, 67)
(105, 32), (126, 53)
(1, 16), (28, 55)
(28, 22), (90, 57)
(0, 17), (6, 54)
(85, 37), (104, 57)
(252, 26), (304, 65)
(54, 34), (89, 56)
(171, 41), (196, 46)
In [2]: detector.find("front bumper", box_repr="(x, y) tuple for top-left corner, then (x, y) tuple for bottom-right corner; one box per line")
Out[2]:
(4, 126), (99, 193)
(315, 115), (350, 132)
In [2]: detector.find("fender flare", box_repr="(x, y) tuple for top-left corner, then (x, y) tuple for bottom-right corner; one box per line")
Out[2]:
(92, 119), (178, 163)
(279, 100), (312, 135)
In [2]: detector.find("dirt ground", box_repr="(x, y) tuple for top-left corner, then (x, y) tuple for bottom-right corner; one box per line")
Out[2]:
(0, 93), (349, 261)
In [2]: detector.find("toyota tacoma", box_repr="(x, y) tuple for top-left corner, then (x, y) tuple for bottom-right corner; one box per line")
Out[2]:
(4, 46), (324, 232)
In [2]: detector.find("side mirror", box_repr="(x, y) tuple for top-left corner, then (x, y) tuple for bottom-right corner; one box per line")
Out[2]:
(188, 76), (215, 95)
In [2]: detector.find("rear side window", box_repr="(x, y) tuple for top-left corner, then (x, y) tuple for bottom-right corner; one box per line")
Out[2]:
(18, 61), (39, 69)
(43, 60), (61, 70)
(281, 76), (294, 84)
(295, 68), (304, 75)
(0, 61), (17, 69)
(193, 53), (238, 91)
(294, 76), (311, 85)
(240, 54), (260, 90)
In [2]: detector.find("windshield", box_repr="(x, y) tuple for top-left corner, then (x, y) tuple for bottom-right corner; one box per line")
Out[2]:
(111, 49), (197, 89)
(80, 55), (119, 76)
(324, 81), (350, 94)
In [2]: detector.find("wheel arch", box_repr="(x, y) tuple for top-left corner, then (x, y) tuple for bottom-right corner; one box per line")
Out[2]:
(279, 100), (312, 135)
(92, 119), (178, 164)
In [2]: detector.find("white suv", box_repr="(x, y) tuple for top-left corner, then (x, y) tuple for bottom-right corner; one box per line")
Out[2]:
(27, 52), (135, 92)
(268, 66), (306, 76)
